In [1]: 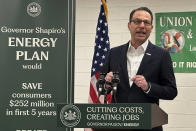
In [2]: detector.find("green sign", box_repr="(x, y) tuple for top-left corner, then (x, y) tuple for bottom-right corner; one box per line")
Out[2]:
(57, 104), (152, 129)
(156, 12), (196, 72)
(0, 0), (75, 130)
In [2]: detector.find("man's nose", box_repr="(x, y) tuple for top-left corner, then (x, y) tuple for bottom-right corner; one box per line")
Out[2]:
(138, 21), (145, 27)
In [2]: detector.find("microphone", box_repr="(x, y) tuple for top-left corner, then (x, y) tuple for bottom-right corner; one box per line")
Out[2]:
(96, 72), (106, 95)
(111, 65), (120, 103)
(95, 72), (106, 104)
(112, 64), (120, 92)
(112, 71), (120, 92)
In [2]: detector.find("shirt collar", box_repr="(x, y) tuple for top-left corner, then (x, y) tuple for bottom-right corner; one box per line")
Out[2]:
(128, 39), (149, 52)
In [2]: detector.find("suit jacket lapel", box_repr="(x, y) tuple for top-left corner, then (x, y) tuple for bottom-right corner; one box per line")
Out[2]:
(120, 42), (130, 85)
(137, 42), (154, 75)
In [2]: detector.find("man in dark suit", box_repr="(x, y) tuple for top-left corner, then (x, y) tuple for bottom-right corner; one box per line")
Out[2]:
(101, 7), (178, 131)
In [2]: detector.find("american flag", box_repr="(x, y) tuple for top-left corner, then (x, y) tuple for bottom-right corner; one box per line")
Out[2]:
(88, 0), (111, 104)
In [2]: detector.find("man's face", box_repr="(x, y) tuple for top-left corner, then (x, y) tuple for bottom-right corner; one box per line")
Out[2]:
(128, 10), (153, 44)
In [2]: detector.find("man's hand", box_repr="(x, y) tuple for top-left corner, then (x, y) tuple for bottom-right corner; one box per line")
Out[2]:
(105, 72), (113, 82)
(104, 72), (113, 88)
(131, 75), (149, 91)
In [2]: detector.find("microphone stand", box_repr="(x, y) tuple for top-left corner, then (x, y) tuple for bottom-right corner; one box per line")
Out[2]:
(112, 72), (120, 103)
(104, 81), (112, 104)
(96, 72), (105, 103)
(104, 89), (107, 104)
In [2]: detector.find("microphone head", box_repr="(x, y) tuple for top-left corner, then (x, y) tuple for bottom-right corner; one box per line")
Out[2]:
(111, 64), (120, 83)
(98, 72), (105, 84)
(112, 71), (120, 83)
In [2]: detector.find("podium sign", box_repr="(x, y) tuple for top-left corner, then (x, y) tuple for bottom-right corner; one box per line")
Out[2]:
(57, 104), (168, 129)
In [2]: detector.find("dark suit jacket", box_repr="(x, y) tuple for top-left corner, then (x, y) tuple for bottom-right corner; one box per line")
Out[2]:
(100, 41), (177, 131)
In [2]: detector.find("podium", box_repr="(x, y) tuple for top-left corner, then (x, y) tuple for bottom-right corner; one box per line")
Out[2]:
(57, 103), (168, 130)
(151, 104), (168, 128)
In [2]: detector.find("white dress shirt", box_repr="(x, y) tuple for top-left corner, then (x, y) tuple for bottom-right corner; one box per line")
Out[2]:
(127, 40), (148, 87)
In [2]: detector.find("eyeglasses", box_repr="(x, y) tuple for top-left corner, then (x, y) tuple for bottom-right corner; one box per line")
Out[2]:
(131, 19), (152, 26)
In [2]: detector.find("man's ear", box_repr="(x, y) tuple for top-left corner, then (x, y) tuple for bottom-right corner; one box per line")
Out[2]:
(150, 24), (154, 32)
(128, 22), (131, 30)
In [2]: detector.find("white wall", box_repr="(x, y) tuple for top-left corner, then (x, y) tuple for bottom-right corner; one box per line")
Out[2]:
(75, 0), (196, 131)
